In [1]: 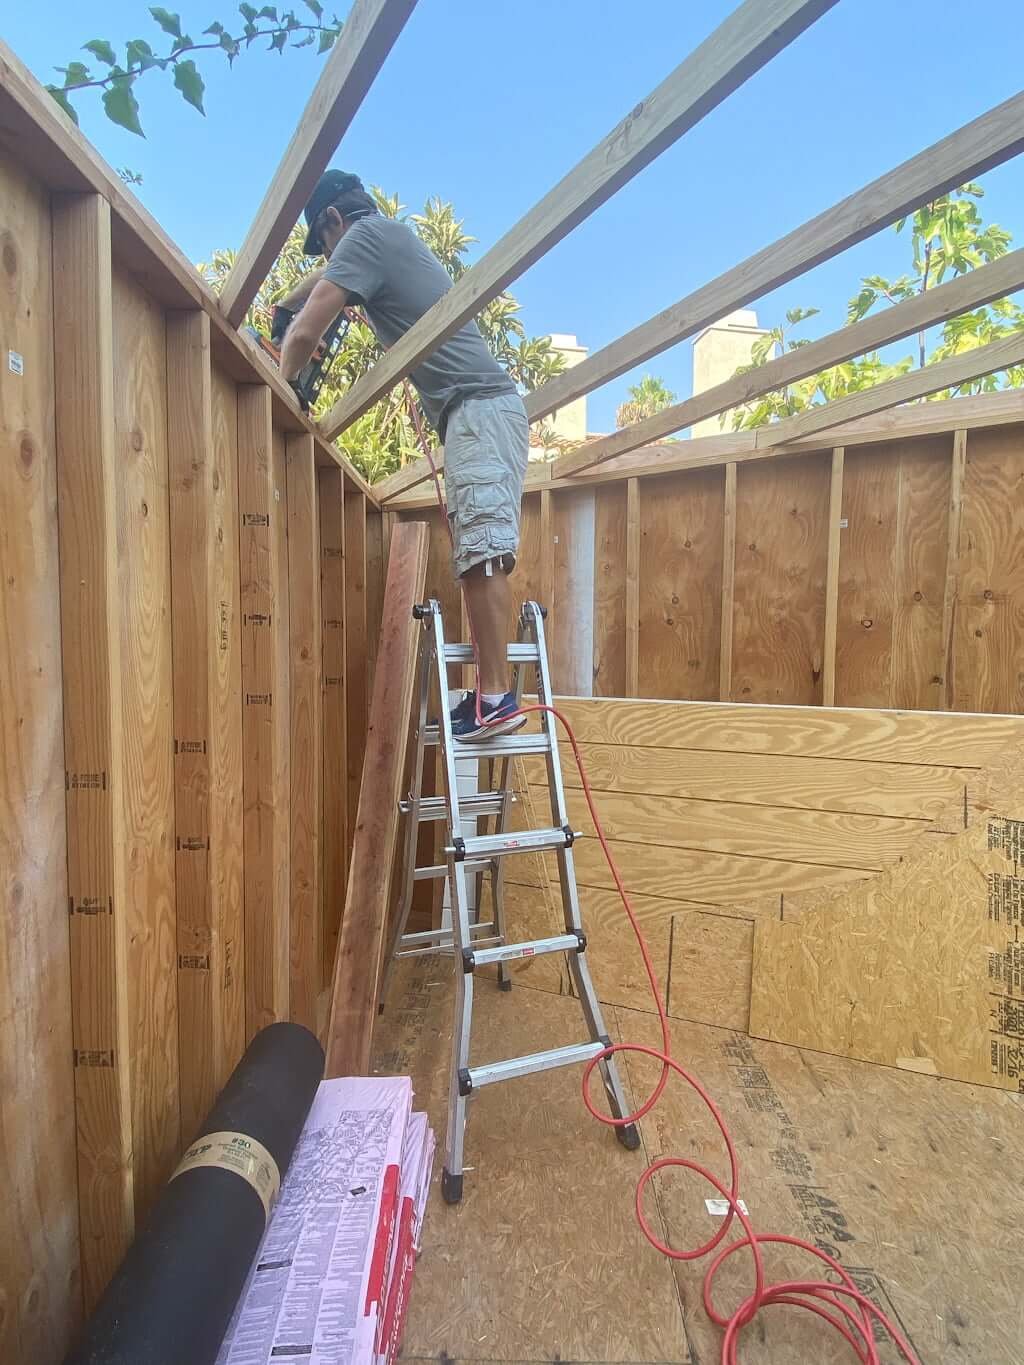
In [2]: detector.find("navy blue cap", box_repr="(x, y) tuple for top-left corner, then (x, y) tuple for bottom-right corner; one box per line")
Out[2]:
(302, 170), (364, 255)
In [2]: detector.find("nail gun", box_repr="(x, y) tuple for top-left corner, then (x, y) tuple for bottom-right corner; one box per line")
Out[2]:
(247, 304), (352, 413)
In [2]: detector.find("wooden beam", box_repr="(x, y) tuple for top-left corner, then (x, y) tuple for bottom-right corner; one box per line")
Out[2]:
(325, 520), (429, 1075)
(322, 0), (836, 438)
(238, 385), (290, 1035)
(345, 492), (369, 852)
(167, 311), (246, 1138)
(286, 434), (323, 1031)
(719, 463), (737, 701)
(51, 192), (134, 1307)
(625, 480), (640, 697)
(365, 505), (385, 698)
(319, 467), (348, 987)
(531, 93), (1024, 429)
(822, 447), (845, 706)
(219, 0), (417, 327)
(941, 429), (967, 710)
(556, 247), (1024, 477)
(759, 330), (1024, 449)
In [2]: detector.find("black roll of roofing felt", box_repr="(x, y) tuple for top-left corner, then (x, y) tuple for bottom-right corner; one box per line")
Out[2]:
(64, 1022), (325, 1365)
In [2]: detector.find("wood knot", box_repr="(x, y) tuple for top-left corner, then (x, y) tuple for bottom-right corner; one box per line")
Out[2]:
(140, 500), (149, 518)
(212, 469), (220, 492)
(984, 588), (994, 600)
(748, 542), (757, 552)
(19, 433), (35, 471)
(130, 428), (144, 452)
(975, 628), (983, 638)
(665, 615), (675, 626)
(671, 594), (679, 605)
(683, 539), (692, 550)
(10, 879), (23, 908)
(861, 618), (873, 629)
(2, 234), (17, 276)
(913, 591), (923, 602)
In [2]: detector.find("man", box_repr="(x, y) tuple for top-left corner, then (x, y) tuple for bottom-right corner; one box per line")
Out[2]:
(278, 170), (529, 742)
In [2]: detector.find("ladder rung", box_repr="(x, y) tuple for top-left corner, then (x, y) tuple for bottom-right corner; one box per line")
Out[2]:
(470, 933), (580, 968)
(467, 1040), (607, 1090)
(423, 729), (550, 759)
(397, 933), (502, 960)
(403, 791), (510, 822)
(452, 827), (572, 860)
(443, 642), (539, 664)
(400, 922), (496, 947)
(413, 858), (491, 881)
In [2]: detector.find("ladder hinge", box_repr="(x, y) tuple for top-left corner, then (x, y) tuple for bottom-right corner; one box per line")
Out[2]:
(458, 1067), (473, 1097)
(452, 837), (466, 862)
(598, 1033), (613, 1051)
(574, 929), (587, 953)
(562, 824), (575, 848)
(461, 947), (475, 974)
(412, 602), (430, 619)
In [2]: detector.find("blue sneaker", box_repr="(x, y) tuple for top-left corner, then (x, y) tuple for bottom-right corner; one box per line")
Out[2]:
(448, 691), (477, 728)
(452, 691), (526, 742)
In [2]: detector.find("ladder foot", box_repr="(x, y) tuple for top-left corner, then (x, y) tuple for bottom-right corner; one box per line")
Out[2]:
(498, 973), (513, 993)
(441, 1167), (464, 1204)
(616, 1122), (641, 1151)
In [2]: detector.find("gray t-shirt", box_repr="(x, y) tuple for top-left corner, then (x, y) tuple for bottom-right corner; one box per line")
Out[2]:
(323, 214), (516, 437)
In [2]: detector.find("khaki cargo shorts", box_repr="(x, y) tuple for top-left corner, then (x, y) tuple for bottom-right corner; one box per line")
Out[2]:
(444, 392), (530, 578)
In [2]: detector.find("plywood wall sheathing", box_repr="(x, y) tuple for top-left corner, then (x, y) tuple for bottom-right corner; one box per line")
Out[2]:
(167, 316), (245, 1140)
(750, 735), (1024, 1089)
(238, 386), (290, 1034)
(286, 433), (322, 1031)
(1, 160), (79, 1362)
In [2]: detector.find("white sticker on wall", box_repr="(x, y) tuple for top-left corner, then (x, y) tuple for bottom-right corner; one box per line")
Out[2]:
(9, 350), (24, 376)
(705, 1197), (749, 1216)
(839, 518), (849, 529)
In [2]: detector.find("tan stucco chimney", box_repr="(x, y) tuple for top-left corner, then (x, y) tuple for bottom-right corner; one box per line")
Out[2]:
(690, 309), (770, 437)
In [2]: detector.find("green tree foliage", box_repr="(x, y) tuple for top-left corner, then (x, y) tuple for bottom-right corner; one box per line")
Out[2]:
(47, 3), (346, 135)
(615, 374), (677, 428)
(732, 185), (1024, 431)
(199, 189), (566, 482)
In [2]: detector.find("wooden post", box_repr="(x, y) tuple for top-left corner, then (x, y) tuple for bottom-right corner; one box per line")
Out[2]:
(319, 467), (347, 987)
(325, 521), (429, 1076)
(238, 385), (289, 1036)
(345, 490), (369, 848)
(286, 434), (322, 1031)
(365, 504), (385, 697)
(626, 479), (640, 697)
(167, 311), (245, 1137)
(719, 463), (737, 701)
(51, 191), (134, 1306)
(942, 429), (967, 711)
(822, 447), (845, 706)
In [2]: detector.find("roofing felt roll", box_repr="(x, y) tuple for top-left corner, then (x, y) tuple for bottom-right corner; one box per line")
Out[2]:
(65, 1021), (325, 1365)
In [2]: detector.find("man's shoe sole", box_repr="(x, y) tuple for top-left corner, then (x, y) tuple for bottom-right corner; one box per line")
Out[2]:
(454, 714), (528, 743)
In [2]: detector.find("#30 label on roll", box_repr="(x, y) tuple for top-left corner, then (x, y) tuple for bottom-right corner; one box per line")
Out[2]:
(170, 1130), (281, 1223)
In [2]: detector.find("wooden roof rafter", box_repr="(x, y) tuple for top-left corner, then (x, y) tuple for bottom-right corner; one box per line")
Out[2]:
(218, 0), (418, 329)
(318, 0), (840, 440)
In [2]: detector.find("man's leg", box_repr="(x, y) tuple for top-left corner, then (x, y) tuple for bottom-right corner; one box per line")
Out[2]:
(461, 561), (512, 696)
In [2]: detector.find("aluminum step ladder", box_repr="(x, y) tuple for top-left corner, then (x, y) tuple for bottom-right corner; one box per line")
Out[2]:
(382, 598), (639, 1204)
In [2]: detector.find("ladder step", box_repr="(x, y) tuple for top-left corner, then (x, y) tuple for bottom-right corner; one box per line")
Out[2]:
(413, 858), (491, 881)
(403, 791), (510, 822)
(400, 921), (496, 948)
(466, 1040), (607, 1090)
(444, 642), (539, 664)
(469, 933), (581, 968)
(423, 728), (550, 759)
(453, 826), (573, 860)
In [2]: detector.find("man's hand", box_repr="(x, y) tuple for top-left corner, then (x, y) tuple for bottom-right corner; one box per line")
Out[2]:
(279, 277), (349, 382)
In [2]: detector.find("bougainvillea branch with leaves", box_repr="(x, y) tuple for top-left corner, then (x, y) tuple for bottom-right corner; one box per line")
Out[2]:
(47, 3), (344, 136)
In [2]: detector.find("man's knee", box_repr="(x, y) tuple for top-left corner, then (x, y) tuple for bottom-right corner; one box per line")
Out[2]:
(459, 553), (517, 582)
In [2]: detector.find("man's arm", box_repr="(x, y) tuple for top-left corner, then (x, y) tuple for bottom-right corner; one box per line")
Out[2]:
(279, 277), (349, 380)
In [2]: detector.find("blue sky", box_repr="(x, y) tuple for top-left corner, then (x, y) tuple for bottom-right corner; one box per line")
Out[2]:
(5, 1), (1024, 431)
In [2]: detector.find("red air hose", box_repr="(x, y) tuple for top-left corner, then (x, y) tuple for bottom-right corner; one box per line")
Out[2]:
(408, 406), (920, 1365)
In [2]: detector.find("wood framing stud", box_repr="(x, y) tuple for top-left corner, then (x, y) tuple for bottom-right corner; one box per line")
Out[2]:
(238, 385), (290, 1035)
(942, 429), (967, 710)
(287, 433), (323, 1031)
(822, 447), (845, 706)
(325, 520), (429, 1076)
(345, 491), (369, 852)
(626, 479), (640, 697)
(719, 463), (737, 701)
(323, 0), (837, 438)
(51, 191), (134, 1308)
(319, 467), (348, 988)
(219, 0), (417, 327)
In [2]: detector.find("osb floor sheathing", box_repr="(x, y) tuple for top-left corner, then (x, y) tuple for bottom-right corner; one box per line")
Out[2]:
(373, 958), (1024, 1365)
